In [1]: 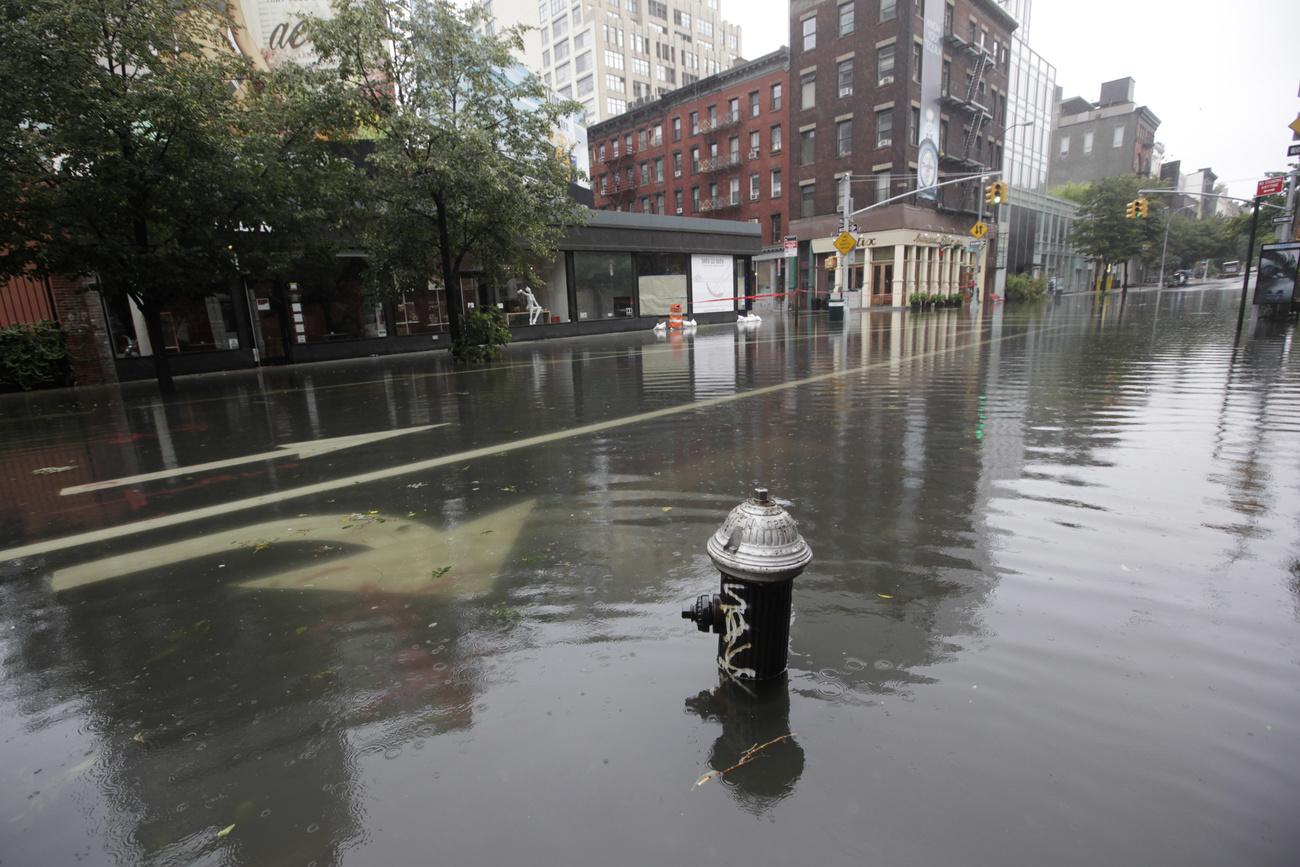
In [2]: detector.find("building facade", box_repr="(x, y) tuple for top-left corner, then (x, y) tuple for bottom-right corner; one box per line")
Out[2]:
(1047, 77), (1160, 188)
(786, 0), (1017, 306)
(476, 0), (743, 125)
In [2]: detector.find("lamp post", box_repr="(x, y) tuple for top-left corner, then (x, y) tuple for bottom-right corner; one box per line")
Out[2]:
(1157, 204), (1197, 290)
(986, 120), (1034, 298)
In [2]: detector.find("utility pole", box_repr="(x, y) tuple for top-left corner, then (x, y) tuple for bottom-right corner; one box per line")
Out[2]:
(1236, 195), (1260, 335)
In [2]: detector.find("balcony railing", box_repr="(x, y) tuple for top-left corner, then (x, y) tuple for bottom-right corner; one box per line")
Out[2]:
(699, 194), (742, 213)
(697, 152), (743, 173)
(697, 111), (741, 134)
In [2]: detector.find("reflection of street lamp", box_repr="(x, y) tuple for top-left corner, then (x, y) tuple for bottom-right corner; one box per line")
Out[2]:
(1157, 204), (1198, 290)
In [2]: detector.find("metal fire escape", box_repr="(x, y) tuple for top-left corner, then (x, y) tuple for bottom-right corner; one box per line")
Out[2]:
(940, 31), (997, 214)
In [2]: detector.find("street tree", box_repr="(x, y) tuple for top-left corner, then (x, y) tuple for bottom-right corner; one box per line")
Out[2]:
(302, 0), (587, 362)
(0, 0), (351, 394)
(1067, 174), (1165, 288)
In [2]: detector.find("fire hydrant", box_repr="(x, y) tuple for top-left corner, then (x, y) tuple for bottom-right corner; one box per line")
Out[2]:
(682, 487), (812, 680)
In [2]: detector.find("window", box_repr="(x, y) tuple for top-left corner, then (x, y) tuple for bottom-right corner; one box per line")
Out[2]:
(632, 57), (649, 76)
(606, 74), (625, 93)
(771, 168), (782, 197)
(874, 170), (889, 203)
(697, 19), (714, 38)
(692, 185), (701, 212)
(801, 183), (816, 218)
(838, 59), (853, 97)
(542, 26), (549, 43)
(801, 75), (816, 110)
(540, 3), (547, 23)
(876, 109), (893, 147)
(605, 50), (624, 70)
(555, 61), (570, 82)
(750, 91), (760, 117)
(553, 15), (569, 37)
(607, 97), (626, 115)
(912, 42), (921, 83)
(648, 0), (667, 20)
(577, 74), (593, 96)
(840, 2), (855, 35)
(880, 0), (896, 22)
(770, 124), (782, 152)
(750, 173), (760, 200)
(915, 0), (924, 15)
(910, 106), (920, 145)
(1113, 126), (1125, 148)
(575, 51), (592, 73)
(690, 146), (699, 172)
(750, 130), (760, 152)
(690, 111), (699, 135)
(672, 117), (681, 141)
(675, 189), (683, 212)
(1082, 130), (1093, 154)
(673, 151), (682, 175)
(543, 49), (551, 67)
(802, 16), (816, 51)
(599, 174), (607, 194)
(674, 9), (690, 27)
(837, 119), (852, 157)
(772, 83), (783, 110)
(877, 44), (894, 84)
(574, 29), (590, 49)
(655, 158), (663, 181)
(1059, 135), (1070, 156)
(800, 128), (816, 165)
(771, 213), (782, 244)
(941, 59), (950, 96)
(554, 39), (570, 60)
(729, 97), (740, 118)
(943, 2), (953, 35)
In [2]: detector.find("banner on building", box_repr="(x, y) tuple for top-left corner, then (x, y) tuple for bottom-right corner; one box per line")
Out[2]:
(230, 0), (329, 69)
(917, 1), (945, 201)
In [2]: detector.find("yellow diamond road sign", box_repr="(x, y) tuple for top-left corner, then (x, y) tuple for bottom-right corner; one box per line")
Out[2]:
(1290, 114), (1300, 137)
(971, 221), (988, 239)
(833, 231), (857, 255)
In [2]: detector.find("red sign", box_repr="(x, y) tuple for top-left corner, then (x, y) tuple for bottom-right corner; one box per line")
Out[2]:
(784, 236), (798, 257)
(1257, 177), (1285, 197)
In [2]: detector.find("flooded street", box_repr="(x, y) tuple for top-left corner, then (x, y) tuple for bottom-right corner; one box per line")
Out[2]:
(2, 286), (1298, 867)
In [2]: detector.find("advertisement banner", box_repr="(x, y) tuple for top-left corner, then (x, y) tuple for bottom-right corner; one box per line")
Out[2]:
(690, 255), (735, 314)
(916, 1), (945, 201)
(230, 0), (329, 69)
(1252, 242), (1300, 304)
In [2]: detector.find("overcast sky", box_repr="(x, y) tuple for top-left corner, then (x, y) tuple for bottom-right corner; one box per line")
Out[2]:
(733, 0), (1300, 202)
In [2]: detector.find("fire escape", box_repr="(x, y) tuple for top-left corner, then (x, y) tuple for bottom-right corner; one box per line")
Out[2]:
(600, 140), (640, 210)
(940, 31), (996, 215)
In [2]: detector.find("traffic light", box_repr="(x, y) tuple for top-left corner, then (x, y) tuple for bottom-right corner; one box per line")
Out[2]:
(985, 181), (1007, 205)
(1136, 198), (1149, 218)
(1125, 200), (1138, 219)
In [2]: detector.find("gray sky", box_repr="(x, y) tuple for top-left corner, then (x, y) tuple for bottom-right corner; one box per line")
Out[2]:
(734, 0), (1300, 202)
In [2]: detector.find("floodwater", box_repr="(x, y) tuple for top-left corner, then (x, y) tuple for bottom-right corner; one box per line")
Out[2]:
(1, 285), (1298, 867)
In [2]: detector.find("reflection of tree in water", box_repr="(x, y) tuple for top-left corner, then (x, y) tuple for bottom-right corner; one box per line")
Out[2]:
(0, 553), (481, 867)
(684, 674), (804, 818)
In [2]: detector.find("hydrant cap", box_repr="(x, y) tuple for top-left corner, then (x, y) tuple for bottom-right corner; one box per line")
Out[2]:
(706, 487), (812, 583)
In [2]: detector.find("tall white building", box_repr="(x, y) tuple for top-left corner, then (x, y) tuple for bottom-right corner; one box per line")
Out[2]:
(475, 0), (742, 124)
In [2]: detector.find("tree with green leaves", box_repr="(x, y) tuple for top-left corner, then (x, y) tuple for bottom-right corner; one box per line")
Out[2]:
(302, 0), (586, 363)
(0, 0), (352, 394)
(1067, 174), (1166, 289)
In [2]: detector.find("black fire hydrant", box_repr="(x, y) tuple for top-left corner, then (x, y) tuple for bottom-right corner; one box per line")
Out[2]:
(682, 487), (812, 680)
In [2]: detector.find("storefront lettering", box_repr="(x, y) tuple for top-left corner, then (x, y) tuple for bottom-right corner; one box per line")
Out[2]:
(268, 20), (310, 51)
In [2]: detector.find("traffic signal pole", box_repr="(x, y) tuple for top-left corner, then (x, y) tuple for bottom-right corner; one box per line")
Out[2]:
(1236, 195), (1260, 335)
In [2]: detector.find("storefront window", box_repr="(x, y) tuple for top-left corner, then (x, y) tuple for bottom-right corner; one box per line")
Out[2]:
(103, 290), (239, 357)
(572, 252), (633, 321)
(636, 252), (687, 316)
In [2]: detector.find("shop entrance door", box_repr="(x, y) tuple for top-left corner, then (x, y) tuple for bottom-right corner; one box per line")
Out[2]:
(871, 263), (894, 307)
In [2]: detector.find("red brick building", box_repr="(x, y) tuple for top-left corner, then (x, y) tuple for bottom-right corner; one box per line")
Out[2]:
(587, 48), (791, 248)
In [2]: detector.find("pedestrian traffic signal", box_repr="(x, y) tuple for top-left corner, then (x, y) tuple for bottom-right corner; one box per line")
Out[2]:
(1136, 198), (1148, 218)
(1125, 200), (1138, 219)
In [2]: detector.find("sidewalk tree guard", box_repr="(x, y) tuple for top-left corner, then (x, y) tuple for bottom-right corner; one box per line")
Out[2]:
(302, 0), (587, 358)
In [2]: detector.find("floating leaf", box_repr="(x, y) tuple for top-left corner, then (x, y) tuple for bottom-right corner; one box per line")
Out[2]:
(878, 594), (893, 599)
(295, 626), (307, 634)
(431, 566), (451, 579)
(662, 507), (672, 512)
(217, 824), (235, 838)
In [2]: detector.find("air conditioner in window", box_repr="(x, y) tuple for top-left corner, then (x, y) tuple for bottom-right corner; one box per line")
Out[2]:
(748, 149), (759, 159)
(676, 207), (683, 214)
(750, 192), (760, 201)
(878, 75), (894, 86)
(674, 170), (682, 178)
(839, 87), (853, 98)
(878, 138), (892, 147)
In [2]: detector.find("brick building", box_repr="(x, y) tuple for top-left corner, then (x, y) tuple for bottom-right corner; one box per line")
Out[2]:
(787, 0), (1017, 305)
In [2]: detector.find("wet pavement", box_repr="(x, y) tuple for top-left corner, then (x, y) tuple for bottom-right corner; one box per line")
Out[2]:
(1, 284), (1298, 866)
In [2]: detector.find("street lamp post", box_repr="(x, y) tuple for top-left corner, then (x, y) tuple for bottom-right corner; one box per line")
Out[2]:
(1157, 204), (1197, 290)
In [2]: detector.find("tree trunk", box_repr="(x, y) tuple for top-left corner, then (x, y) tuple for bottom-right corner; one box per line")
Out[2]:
(433, 194), (463, 348)
(141, 302), (175, 396)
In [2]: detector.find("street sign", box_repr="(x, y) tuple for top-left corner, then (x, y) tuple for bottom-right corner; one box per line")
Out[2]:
(1257, 177), (1285, 197)
(1289, 143), (1300, 157)
(1290, 114), (1300, 137)
(833, 231), (857, 255)
(784, 236), (798, 257)
(971, 221), (988, 239)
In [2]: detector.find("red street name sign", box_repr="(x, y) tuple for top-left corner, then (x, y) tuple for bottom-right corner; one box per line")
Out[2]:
(1257, 177), (1285, 197)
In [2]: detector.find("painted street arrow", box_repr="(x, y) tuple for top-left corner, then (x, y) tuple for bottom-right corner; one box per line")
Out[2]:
(59, 424), (445, 496)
